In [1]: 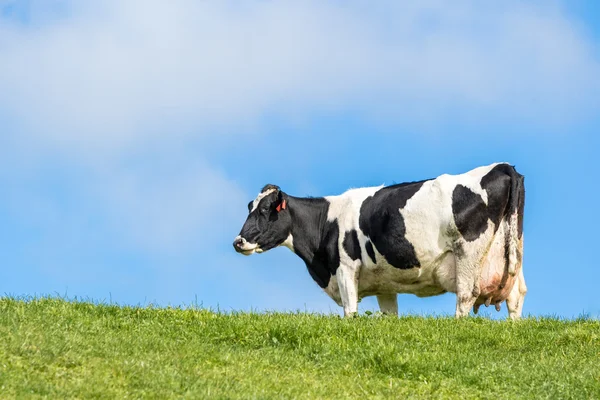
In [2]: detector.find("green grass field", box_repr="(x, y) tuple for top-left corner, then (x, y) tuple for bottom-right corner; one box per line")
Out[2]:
(0, 298), (598, 399)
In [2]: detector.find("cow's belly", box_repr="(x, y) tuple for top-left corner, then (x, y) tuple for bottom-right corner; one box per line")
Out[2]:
(323, 228), (519, 306)
(322, 268), (447, 306)
(322, 241), (458, 304)
(355, 265), (437, 298)
(356, 250), (456, 299)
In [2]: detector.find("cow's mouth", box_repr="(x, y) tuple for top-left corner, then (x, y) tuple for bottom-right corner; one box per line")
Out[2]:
(239, 247), (263, 256)
(234, 237), (263, 255)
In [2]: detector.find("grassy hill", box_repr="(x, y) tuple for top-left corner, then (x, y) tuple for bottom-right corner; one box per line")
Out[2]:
(0, 298), (598, 399)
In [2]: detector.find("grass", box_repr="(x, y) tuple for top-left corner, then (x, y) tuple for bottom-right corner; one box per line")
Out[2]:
(0, 298), (598, 399)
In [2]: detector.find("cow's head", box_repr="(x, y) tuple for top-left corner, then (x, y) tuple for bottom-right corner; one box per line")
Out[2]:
(233, 184), (291, 255)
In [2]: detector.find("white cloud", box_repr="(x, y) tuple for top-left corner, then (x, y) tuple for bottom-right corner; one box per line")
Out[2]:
(1, 1), (598, 154)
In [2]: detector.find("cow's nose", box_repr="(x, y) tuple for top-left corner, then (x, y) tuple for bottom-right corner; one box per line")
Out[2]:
(233, 237), (245, 250)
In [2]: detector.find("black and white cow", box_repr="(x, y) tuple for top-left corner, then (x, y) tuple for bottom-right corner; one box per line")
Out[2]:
(233, 163), (527, 319)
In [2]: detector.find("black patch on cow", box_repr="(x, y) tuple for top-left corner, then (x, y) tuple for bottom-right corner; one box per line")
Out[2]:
(343, 230), (362, 261)
(359, 180), (427, 270)
(480, 163), (526, 238)
(365, 240), (377, 264)
(285, 197), (339, 288)
(481, 164), (526, 275)
(303, 220), (340, 288)
(480, 165), (511, 232)
(452, 185), (489, 242)
(516, 175), (525, 238)
(452, 164), (526, 244)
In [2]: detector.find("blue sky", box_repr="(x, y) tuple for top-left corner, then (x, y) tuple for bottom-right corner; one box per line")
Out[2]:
(1, 1), (599, 318)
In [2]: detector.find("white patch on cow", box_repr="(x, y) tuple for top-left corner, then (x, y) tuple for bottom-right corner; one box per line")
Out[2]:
(466, 162), (507, 178)
(507, 211), (519, 275)
(325, 186), (383, 224)
(251, 188), (276, 212)
(324, 275), (342, 306)
(280, 233), (294, 252)
(400, 178), (453, 267)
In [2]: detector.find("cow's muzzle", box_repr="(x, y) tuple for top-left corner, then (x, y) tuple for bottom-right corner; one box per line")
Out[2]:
(233, 236), (261, 255)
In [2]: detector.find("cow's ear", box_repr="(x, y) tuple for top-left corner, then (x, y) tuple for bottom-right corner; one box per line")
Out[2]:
(275, 191), (287, 212)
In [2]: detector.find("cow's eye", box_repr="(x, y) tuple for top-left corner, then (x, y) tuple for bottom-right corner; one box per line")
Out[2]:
(261, 207), (269, 214)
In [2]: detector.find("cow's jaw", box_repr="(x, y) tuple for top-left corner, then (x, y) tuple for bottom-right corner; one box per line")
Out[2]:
(241, 247), (264, 256)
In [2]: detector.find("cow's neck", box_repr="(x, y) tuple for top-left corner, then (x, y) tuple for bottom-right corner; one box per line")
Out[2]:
(286, 196), (339, 288)
(286, 196), (329, 257)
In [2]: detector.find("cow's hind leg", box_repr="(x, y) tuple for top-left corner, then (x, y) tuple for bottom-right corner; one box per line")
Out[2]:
(376, 294), (398, 316)
(453, 240), (487, 318)
(455, 277), (479, 318)
(506, 266), (527, 320)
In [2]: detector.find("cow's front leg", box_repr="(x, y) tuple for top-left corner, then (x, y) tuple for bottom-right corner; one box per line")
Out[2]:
(336, 264), (360, 317)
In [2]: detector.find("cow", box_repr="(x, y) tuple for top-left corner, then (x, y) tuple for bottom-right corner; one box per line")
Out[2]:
(233, 163), (527, 319)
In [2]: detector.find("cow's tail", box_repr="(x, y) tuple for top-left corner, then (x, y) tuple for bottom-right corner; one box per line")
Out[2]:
(506, 166), (525, 276)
